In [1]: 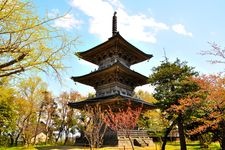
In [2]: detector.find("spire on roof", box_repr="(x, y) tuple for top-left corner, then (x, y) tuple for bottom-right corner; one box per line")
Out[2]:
(112, 11), (117, 36)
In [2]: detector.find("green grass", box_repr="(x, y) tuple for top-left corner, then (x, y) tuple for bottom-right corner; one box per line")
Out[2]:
(165, 141), (221, 150)
(0, 146), (36, 150)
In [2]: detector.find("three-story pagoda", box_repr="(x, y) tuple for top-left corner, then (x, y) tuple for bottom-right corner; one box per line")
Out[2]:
(69, 12), (154, 110)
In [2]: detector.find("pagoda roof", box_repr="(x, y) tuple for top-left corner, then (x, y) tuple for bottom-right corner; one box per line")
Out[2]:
(71, 61), (148, 87)
(68, 93), (155, 111)
(76, 33), (153, 65)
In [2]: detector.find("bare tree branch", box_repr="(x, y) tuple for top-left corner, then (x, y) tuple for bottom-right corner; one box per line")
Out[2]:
(0, 53), (27, 69)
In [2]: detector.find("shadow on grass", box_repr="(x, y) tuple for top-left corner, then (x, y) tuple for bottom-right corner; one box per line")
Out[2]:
(35, 146), (90, 150)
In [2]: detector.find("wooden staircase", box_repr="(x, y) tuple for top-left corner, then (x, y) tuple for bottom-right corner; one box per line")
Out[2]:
(117, 130), (154, 147)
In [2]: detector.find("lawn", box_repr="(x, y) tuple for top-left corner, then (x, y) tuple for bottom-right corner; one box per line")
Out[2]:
(165, 141), (220, 150)
(0, 142), (221, 150)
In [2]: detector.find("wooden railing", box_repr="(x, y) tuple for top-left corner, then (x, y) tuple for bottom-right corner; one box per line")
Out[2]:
(117, 130), (149, 138)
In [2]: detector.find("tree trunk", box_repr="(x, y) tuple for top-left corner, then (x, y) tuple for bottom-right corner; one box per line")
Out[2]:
(128, 135), (134, 150)
(98, 123), (107, 148)
(45, 110), (53, 144)
(55, 128), (62, 143)
(64, 129), (69, 145)
(15, 132), (20, 146)
(64, 136), (68, 146)
(221, 138), (225, 150)
(84, 132), (92, 150)
(161, 119), (177, 150)
(9, 133), (14, 146)
(15, 129), (23, 146)
(56, 118), (65, 143)
(220, 120), (225, 150)
(177, 114), (186, 150)
(33, 109), (42, 145)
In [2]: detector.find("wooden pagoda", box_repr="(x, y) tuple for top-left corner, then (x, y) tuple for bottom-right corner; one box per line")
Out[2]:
(69, 12), (154, 110)
(68, 12), (155, 147)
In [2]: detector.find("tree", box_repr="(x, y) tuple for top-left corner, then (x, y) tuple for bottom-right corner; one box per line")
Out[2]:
(148, 59), (199, 150)
(33, 91), (57, 145)
(0, 0), (77, 78)
(135, 90), (157, 103)
(78, 104), (107, 149)
(178, 75), (225, 149)
(103, 102), (143, 150)
(138, 109), (168, 141)
(55, 91), (83, 144)
(0, 78), (16, 133)
(135, 90), (168, 142)
(14, 77), (47, 146)
(201, 42), (225, 67)
(0, 78), (17, 146)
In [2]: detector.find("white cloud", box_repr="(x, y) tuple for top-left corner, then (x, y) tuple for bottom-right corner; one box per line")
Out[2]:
(49, 9), (82, 30)
(172, 24), (193, 37)
(134, 84), (154, 94)
(70, 0), (169, 43)
(53, 14), (82, 30)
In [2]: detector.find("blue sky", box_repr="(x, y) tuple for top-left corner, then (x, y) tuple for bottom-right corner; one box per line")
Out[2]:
(33, 0), (225, 96)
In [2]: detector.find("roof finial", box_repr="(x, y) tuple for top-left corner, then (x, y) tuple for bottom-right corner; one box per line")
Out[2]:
(112, 11), (117, 36)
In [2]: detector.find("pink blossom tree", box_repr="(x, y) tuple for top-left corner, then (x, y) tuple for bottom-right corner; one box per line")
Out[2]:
(103, 102), (143, 150)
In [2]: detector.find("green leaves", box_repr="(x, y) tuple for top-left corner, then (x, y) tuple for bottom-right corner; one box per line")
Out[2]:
(0, 0), (77, 78)
(149, 59), (199, 110)
(0, 79), (17, 133)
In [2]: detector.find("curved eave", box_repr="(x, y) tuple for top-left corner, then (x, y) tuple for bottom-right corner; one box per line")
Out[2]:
(116, 33), (153, 62)
(71, 61), (148, 87)
(68, 93), (155, 110)
(76, 33), (153, 65)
